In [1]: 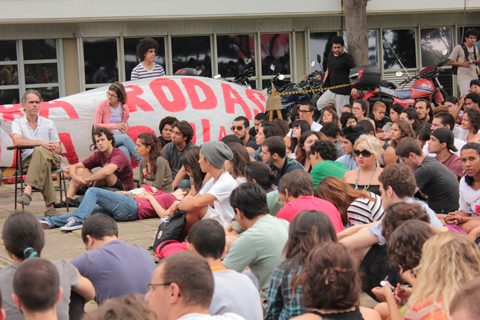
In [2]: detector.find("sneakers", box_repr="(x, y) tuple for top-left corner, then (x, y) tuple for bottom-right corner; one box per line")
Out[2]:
(38, 219), (51, 230)
(60, 217), (83, 231)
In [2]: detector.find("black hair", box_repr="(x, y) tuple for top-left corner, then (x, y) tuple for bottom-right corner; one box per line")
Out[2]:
(464, 28), (479, 41)
(260, 122), (281, 138)
(340, 112), (357, 128)
(433, 112), (455, 131)
(93, 126), (116, 147)
(255, 113), (268, 121)
(310, 140), (337, 161)
(230, 183), (269, 219)
(2, 211), (45, 260)
(470, 79), (480, 88)
(320, 122), (342, 139)
(465, 108), (480, 133)
(233, 116), (250, 128)
(136, 37), (159, 61)
(342, 125), (366, 146)
(331, 36), (345, 47)
(13, 258), (59, 312)
(353, 100), (368, 116)
(290, 120), (311, 153)
(159, 116), (178, 134)
(299, 101), (315, 112)
(188, 219), (225, 260)
(355, 120), (375, 135)
(401, 108), (422, 131)
(221, 134), (243, 145)
(416, 124), (432, 143)
(244, 161), (276, 191)
(390, 103), (404, 115)
(173, 120), (195, 144)
(466, 92), (480, 105)
(82, 213), (119, 244)
(462, 143), (480, 186)
(445, 96), (458, 105)
(263, 136), (286, 158)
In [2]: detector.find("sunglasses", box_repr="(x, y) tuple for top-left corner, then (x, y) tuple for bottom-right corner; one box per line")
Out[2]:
(231, 126), (245, 131)
(353, 149), (372, 158)
(298, 109), (311, 114)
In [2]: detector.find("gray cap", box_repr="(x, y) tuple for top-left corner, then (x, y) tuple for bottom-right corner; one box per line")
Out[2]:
(201, 141), (234, 169)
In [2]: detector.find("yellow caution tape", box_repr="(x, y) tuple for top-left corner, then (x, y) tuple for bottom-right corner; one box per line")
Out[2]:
(267, 84), (351, 96)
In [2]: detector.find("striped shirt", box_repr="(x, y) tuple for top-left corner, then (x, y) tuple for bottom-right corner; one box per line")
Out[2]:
(347, 192), (384, 226)
(130, 62), (165, 80)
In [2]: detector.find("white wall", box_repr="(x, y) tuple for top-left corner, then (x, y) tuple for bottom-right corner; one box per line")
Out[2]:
(1, 0), (478, 23)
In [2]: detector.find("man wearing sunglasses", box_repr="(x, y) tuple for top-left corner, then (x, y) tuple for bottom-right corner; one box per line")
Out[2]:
(231, 116), (259, 155)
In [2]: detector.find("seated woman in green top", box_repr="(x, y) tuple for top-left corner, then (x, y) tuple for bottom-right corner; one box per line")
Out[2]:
(309, 140), (349, 188)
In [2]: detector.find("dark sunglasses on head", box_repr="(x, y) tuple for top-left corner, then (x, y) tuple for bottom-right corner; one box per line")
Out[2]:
(231, 126), (245, 131)
(353, 149), (372, 158)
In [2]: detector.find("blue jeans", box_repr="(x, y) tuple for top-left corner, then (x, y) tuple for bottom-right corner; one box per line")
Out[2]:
(114, 134), (143, 163)
(42, 188), (139, 228)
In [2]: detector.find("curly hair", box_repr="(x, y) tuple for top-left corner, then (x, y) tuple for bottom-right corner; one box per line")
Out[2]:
(159, 116), (178, 134)
(320, 122), (342, 139)
(310, 140), (337, 161)
(381, 202), (430, 242)
(83, 294), (157, 320)
(387, 220), (435, 273)
(173, 120), (194, 144)
(378, 163), (417, 199)
(464, 108), (480, 133)
(296, 242), (361, 311)
(136, 37), (159, 61)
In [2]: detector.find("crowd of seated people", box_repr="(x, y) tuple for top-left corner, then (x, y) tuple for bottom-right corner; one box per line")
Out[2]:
(8, 78), (480, 320)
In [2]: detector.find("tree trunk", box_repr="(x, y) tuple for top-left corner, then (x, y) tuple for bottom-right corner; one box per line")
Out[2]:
(344, 0), (369, 66)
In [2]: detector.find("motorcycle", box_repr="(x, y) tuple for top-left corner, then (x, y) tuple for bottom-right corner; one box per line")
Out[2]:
(350, 49), (449, 109)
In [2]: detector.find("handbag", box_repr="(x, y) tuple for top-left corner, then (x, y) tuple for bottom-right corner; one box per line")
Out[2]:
(151, 210), (187, 253)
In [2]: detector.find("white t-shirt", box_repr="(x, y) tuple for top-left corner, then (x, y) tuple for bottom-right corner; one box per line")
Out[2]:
(459, 176), (480, 217)
(199, 172), (238, 223)
(423, 137), (466, 157)
(210, 270), (263, 320)
(177, 313), (245, 320)
(11, 115), (60, 158)
(456, 128), (480, 144)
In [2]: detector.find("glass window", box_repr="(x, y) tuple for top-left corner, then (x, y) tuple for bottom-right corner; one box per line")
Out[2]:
(421, 27), (452, 67)
(83, 38), (118, 84)
(171, 36), (212, 77)
(309, 32), (337, 72)
(1, 65), (18, 86)
(0, 40), (17, 61)
(36, 87), (60, 101)
(25, 63), (58, 84)
(382, 29), (416, 70)
(217, 35), (255, 77)
(124, 37), (166, 81)
(260, 33), (290, 75)
(23, 39), (57, 60)
(0, 89), (19, 104)
(368, 30), (378, 66)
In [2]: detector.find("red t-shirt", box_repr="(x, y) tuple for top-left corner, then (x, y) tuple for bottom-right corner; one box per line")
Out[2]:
(82, 147), (134, 191)
(276, 196), (344, 233)
(136, 192), (177, 220)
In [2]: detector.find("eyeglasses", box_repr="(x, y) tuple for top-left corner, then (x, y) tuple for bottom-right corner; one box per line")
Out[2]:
(231, 126), (245, 132)
(353, 149), (372, 158)
(106, 92), (118, 99)
(298, 109), (311, 114)
(147, 283), (172, 291)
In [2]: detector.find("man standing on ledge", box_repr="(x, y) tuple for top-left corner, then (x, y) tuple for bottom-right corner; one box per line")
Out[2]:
(316, 36), (356, 115)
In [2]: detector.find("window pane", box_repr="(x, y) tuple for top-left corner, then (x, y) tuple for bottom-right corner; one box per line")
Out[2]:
(35, 87), (60, 102)
(421, 28), (452, 68)
(438, 68), (453, 97)
(83, 38), (118, 84)
(0, 89), (19, 104)
(124, 37), (166, 81)
(0, 41), (17, 61)
(1, 65), (18, 85)
(23, 39), (57, 60)
(24, 63), (58, 84)
(261, 34), (290, 75)
(171, 36), (211, 77)
(309, 32), (337, 72)
(217, 35), (255, 77)
(382, 29), (416, 70)
(368, 30), (378, 65)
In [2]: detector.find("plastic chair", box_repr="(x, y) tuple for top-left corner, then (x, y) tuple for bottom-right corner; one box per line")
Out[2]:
(7, 145), (69, 212)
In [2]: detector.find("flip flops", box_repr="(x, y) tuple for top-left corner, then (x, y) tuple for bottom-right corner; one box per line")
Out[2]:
(17, 193), (32, 206)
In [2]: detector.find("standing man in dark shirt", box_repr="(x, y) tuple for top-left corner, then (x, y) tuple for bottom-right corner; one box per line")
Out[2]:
(231, 116), (259, 155)
(316, 36), (356, 116)
(162, 120), (195, 189)
(396, 137), (459, 213)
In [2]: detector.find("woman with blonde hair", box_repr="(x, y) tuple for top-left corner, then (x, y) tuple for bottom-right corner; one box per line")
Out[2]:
(94, 81), (142, 163)
(379, 232), (480, 320)
(315, 176), (384, 227)
(343, 134), (384, 196)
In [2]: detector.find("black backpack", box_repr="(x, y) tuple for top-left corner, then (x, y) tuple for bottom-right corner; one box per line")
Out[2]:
(151, 210), (187, 252)
(452, 43), (478, 75)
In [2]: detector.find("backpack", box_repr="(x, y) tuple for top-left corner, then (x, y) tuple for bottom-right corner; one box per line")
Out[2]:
(452, 43), (478, 75)
(151, 210), (187, 253)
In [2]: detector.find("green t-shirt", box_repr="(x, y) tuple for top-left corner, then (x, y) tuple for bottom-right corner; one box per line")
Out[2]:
(223, 214), (289, 298)
(311, 160), (349, 188)
(266, 190), (283, 216)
